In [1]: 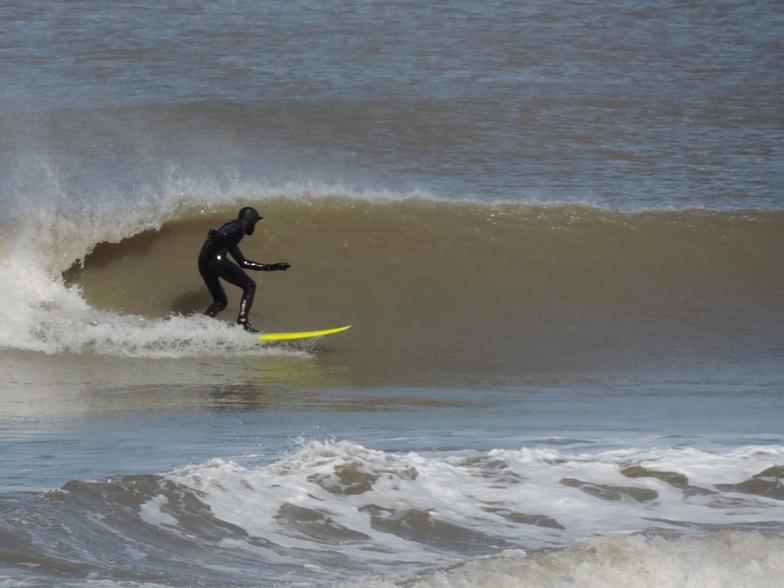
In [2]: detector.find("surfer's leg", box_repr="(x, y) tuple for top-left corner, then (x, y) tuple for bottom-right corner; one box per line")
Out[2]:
(217, 261), (257, 330)
(200, 265), (228, 317)
(204, 294), (227, 317)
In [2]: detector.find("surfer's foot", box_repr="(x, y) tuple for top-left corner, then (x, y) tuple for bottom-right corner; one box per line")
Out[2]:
(237, 316), (260, 334)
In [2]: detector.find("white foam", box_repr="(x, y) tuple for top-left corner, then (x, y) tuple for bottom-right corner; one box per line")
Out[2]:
(138, 495), (178, 528)
(634, 445), (784, 486)
(351, 531), (784, 588)
(0, 178), (314, 357)
(0, 254), (292, 357)
(164, 440), (784, 577)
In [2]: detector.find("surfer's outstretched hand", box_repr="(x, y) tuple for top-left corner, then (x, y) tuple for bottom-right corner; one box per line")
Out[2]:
(263, 262), (290, 271)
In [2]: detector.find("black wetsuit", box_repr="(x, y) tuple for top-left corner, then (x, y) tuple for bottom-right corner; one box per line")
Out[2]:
(198, 218), (265, 322)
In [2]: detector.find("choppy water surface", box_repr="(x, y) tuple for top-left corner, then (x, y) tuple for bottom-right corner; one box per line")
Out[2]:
(2, 0), (782, 208)
(1, 0), (782, 586)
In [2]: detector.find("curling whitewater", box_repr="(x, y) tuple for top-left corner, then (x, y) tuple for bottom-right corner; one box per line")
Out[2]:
(3, 440), (783, 586)
(0, 243), (292, 357)
(0, 181), (439, 359)
(0, 181), (391, 358)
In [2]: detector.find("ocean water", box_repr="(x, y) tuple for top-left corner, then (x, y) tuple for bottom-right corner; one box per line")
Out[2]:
(1, 1), (783, 586)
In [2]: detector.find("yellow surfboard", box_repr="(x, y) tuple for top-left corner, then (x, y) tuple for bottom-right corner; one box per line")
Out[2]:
(258, 325), (351, 343)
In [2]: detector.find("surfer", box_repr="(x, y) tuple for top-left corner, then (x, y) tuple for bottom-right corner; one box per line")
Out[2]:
(198, 207), (290, 333)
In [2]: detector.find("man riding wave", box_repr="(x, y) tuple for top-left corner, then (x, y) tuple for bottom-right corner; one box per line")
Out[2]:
(198, 207), (290, 333)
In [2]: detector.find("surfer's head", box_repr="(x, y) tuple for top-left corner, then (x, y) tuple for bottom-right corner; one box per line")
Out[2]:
(238, 206), (262, 235)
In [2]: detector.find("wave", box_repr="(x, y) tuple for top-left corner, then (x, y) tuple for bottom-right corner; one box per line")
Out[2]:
(0, 180), (782, 366)
(3, 440), (783, 586)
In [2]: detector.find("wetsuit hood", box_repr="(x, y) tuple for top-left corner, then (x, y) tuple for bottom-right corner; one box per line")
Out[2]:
(238, 206), (262, 235)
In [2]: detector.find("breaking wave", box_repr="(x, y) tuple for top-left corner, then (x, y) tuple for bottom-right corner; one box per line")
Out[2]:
(3, 439), (783, 586)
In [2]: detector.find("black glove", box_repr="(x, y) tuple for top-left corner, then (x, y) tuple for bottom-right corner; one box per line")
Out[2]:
(264, 262), (290, 271)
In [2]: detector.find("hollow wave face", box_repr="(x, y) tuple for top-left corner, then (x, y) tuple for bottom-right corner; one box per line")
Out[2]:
(0, 179), (341, 358)
(55, 184), (784, 375)
(1, 177), (782, 369)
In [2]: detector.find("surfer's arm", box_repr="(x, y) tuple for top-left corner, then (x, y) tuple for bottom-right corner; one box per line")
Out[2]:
(227, 245), (289, 271)
(228, 245), (265, 271)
